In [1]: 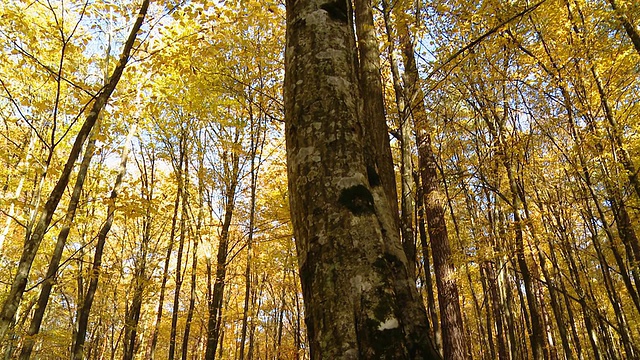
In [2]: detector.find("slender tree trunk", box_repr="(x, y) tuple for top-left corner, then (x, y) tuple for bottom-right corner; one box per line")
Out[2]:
(72, 123), (137, 360)
(123, 251), (147, 360)
(388, 6), (467, 357)
(204, 147), (240, 360)
(180, 228), (199, 360)
(293, 279), (302, 360)
(0, 0), (148, 340)
(485, 261), (509, 360)
(240, 110), (263, 360)
(0, 131), (36, 254)
(248, 276), (264, 360)
(275, 267), (288, 359)
(147, 145), (183, 359)
(416, 174), (441, 352)
(18, 130), (97, 360)
(606, 0), (640, 56)
(583, 207), (636, 358)
(419, 133), (467, 360)
(123, 148), (156, 360)
(284, 0), (441, 358)
(590, 66), (640, 203)
(169, 143), (189, 360)
(506, 150), (545, 360)
(380, 1), (417, 279)
(467, 80), (546, 359)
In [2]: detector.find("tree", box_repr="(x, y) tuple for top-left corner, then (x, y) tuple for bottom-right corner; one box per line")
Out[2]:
(72, 121), (137, 360)
(0, 0), (149, 342)
(283, 0), (441, 358)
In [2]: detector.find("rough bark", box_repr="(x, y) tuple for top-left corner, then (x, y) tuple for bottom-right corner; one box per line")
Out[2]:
(392, 8), (467, 359)
(353, 0), (399, 221)
(419, 134), (467, 360)
(0, 0), (149, 341)
(284, 0), (441, 358)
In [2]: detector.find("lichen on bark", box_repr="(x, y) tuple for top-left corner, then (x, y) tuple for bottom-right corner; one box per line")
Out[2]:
(284, 0), (442, 358)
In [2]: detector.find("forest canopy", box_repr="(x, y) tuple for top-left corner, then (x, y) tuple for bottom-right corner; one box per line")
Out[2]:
(0, 0), (639, 359)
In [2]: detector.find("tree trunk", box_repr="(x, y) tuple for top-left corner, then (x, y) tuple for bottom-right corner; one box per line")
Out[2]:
(353, 0), (399, 221)
(169, 142), (189, 360)
(180, 227), (198, 360)
(284, 0), (441, 358)
(123, 147), (156, 360)
(388, 6), (467, 358)
(240, 109), (263, 360)
(380, 2), (417, 279)
(416, 174), (442, 352)
(18, 130), (97, 360)
(72, 123), (137, 360)
(419, 133), (468, 360)
(204, 145), (240, 360)
(147, 142), (183, 359)
(0, 0), (148, 341)
(606, 0), (640, 56)
(0, 131), (36, 254)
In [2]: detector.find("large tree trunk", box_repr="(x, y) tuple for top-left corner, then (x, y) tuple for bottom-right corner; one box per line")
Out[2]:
(0, 0), (149, 341)
(284, 0), (441, 358)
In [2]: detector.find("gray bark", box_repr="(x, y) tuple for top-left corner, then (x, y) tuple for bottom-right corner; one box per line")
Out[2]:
(284, 0), (441, 358)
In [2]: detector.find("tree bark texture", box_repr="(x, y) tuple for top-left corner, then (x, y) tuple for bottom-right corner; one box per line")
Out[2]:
(353, 0), (398, 222)
(418, 134), (468, 360)
(284, 0), (441, 358)
(392, 9), (467, 359)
